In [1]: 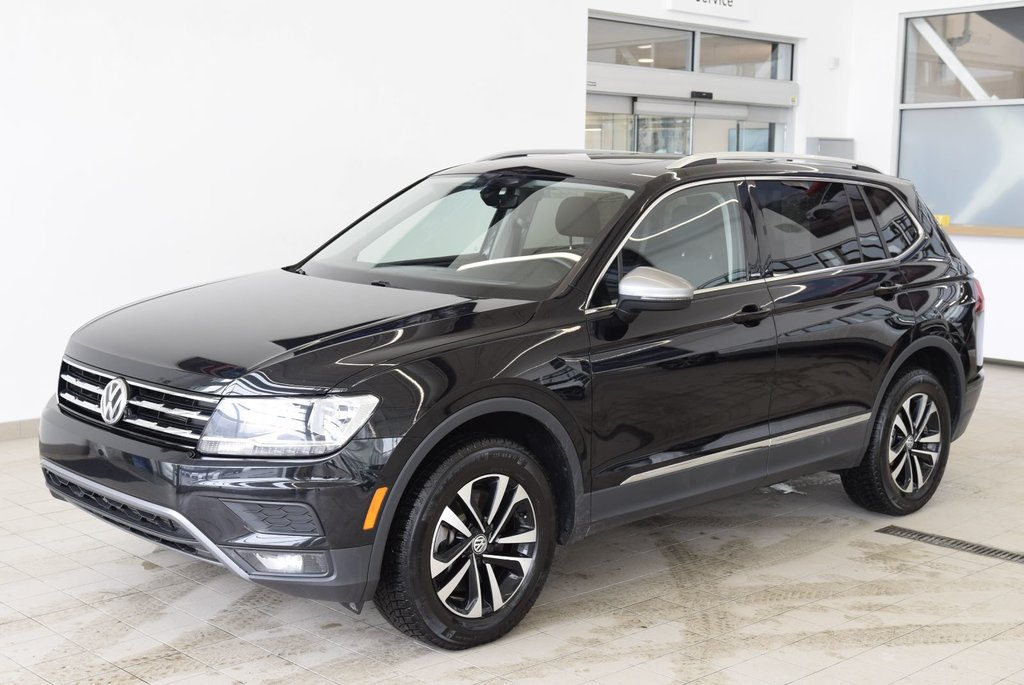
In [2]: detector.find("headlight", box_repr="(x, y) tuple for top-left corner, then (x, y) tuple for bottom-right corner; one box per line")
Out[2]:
(197, 395), (379, 457)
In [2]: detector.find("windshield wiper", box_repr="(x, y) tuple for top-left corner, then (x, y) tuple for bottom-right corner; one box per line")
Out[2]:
(375, 256), (457, 268)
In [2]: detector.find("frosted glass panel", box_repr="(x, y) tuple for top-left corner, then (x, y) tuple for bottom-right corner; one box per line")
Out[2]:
(692, 118), (736, 154)
(898, 105), (1024, 228)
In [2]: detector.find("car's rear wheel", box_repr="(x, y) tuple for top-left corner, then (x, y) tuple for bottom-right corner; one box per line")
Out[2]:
(374, 437), (556, 649)
(841, 367), (951, 515)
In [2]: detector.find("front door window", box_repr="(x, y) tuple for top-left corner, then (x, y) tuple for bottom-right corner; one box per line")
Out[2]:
(592, 181), (750, 307)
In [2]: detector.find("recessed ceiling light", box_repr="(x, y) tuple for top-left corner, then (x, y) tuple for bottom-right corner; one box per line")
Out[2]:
(585, 127), (602, 132)
(638, 44), (652, 49)
(638, 58), (654, 63)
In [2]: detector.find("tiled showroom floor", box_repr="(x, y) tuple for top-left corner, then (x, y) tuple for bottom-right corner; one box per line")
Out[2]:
(2, 367), (1023, 685)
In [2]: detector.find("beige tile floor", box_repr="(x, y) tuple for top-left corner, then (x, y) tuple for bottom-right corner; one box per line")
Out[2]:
(2, 366), (1023, 685)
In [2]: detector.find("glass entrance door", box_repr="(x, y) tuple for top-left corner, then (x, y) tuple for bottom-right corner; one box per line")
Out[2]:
(694, 119), (785, 153)
(585, 98), (787, 155)
(636, 116), (690, 154)
(737, 122), (774, 151)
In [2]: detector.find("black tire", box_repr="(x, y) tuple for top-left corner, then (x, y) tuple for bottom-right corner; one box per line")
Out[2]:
(374, 437), (556, 649)
(841, 368), (951, 515)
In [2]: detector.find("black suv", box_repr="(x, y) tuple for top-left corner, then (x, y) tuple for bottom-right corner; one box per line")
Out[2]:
(39, 151), (984, 648)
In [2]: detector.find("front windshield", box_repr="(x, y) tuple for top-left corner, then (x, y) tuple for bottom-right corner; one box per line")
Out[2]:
(300, 170), (635, 300)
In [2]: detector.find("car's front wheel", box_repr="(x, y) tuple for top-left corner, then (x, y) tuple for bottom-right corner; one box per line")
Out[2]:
(841, 367), (951, 515)
(374, 437), (556, 649)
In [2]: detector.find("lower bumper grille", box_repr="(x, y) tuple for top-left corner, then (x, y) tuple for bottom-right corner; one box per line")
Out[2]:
(43, 468), (215, 561)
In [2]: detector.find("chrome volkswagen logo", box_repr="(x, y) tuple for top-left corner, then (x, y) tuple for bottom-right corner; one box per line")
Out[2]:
(471, 534), (487, 555)
(99, 378), (130, 425)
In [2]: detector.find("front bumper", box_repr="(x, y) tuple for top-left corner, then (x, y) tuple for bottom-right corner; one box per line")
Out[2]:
(38, 397), (388, 604)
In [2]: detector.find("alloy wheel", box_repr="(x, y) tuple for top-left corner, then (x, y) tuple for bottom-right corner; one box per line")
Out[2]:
(888, 392), (942, 493)
(429, 473), (537, 619)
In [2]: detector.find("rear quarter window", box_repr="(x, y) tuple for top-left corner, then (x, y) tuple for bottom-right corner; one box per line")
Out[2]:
(847, 185), (887, 262)
(861, 186), (920, 257)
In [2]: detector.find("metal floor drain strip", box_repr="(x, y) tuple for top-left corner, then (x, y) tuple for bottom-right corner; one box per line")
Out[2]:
(876, 525), (1024, 564)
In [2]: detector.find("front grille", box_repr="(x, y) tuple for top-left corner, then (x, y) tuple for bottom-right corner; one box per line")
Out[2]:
(43, 468), (214, 561)
(58, 358), (219, 447)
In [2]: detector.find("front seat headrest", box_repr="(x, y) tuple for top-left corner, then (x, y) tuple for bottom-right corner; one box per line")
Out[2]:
(555, 196), (602, 238)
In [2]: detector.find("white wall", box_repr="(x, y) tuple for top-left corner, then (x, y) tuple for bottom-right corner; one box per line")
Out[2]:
(844, 0), (1023, 363)
(945, 236), (1020, 363)
(0, 0), (587, 422)
(1, 0), (1016, 423)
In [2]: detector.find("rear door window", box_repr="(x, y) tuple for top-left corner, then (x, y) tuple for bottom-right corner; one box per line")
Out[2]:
(751, 180), (863, 276)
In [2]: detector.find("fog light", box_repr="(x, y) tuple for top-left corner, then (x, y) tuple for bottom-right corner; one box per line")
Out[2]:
(234, 549), (330, 576)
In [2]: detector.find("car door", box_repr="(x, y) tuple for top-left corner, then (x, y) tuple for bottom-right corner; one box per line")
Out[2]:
(586, 180), (778, 527)
(748, 179), (919, 480)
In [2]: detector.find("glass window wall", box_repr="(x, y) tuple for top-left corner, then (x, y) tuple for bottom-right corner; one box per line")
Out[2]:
(585, 112), (635, 151)
(699, 34), (793, 80)
(587, 18), (693, 71)
(636, 116), (690, 154)
(587, 111), (786, 155)
(904, 7), (1024, 103)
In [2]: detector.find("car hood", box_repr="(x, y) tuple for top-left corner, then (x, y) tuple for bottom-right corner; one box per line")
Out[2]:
(66, 269), (536, 395)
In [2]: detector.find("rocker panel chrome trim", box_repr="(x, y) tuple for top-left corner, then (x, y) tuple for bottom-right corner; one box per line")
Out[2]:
(620, 413), (871, 485)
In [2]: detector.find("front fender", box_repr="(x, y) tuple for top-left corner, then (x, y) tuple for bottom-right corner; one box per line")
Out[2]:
(358, 395), (589, 602)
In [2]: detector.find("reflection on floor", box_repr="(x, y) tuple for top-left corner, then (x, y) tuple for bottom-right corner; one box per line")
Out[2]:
(1, 366), (1023, 685)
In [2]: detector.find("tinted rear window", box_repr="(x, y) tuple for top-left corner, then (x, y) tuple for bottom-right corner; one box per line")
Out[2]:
(862, 186), (919, 257)
(752, 180), (862, 275)
(847, 185), (887, 262)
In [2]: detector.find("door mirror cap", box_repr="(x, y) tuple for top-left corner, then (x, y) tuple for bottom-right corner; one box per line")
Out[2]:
(617, 267), (695, 319)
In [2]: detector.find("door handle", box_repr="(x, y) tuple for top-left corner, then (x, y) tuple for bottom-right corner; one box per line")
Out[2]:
(874, 281), (901, 299)
(732, 304), (772, 326)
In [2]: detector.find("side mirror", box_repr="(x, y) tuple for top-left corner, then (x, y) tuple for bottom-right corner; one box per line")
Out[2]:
(617, 267), (694, 321)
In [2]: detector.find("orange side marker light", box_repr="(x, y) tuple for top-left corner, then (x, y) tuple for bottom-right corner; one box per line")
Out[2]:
(363, 486), (388, 530)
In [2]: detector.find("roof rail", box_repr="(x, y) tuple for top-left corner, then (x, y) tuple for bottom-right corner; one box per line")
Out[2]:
(478, 149), (588, 161)
(667, 152), (881, 174)
(477, 149), (675, 162)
